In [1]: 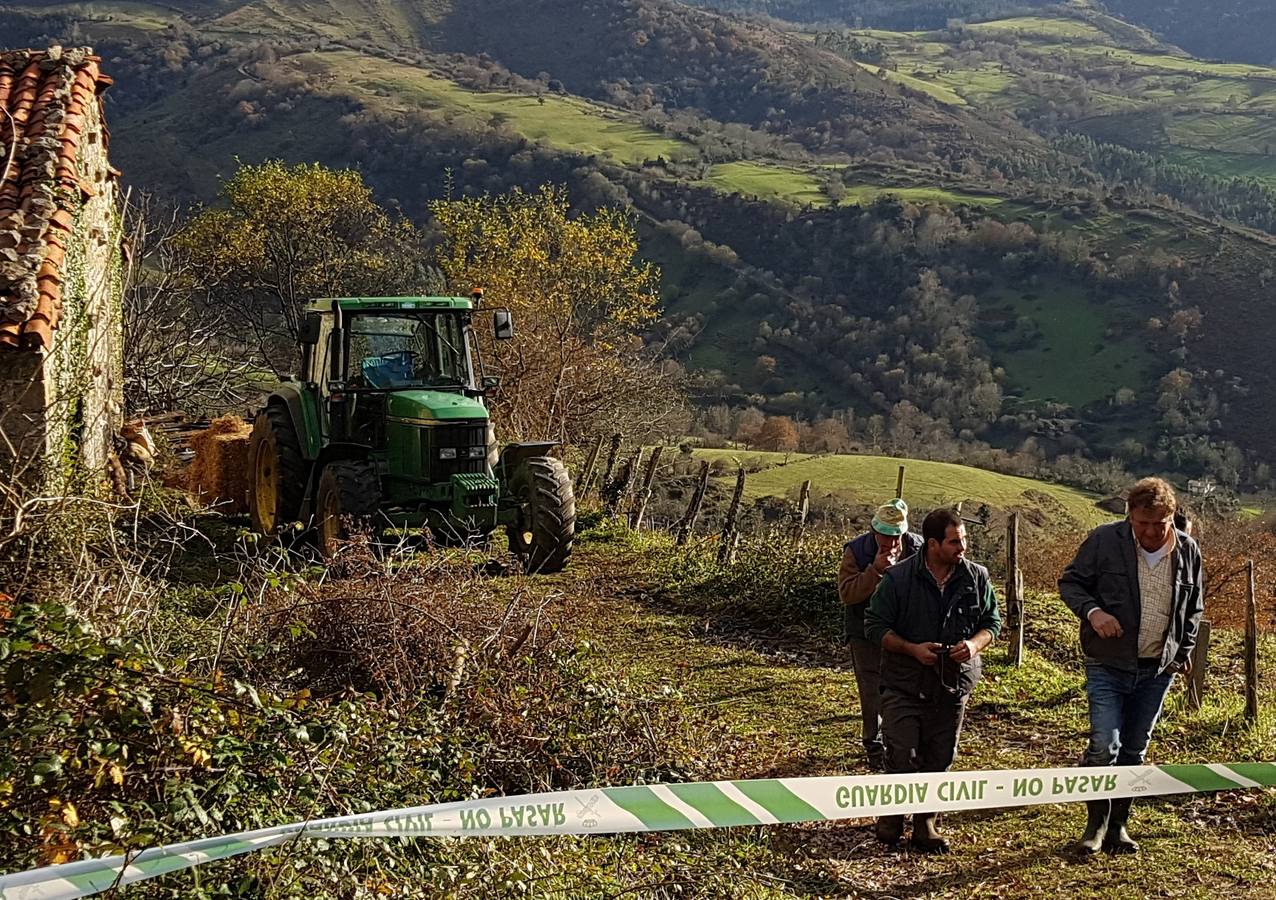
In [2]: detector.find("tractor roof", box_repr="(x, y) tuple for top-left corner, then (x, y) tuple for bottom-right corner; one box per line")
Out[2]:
(308, 296), (475, 313)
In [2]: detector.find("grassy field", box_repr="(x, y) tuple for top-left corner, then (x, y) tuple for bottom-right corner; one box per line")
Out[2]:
(702, 161), (831, 206)
(842, 11), (1276, 183)
(876, 66), (968, 106)
(14, 0), (175, 29)
(693, 449), (1108, 527)
(978, 282), (1160, 409)
(212, 0), (450, 47)
(1165, 148), (1276, 185)
(842, 182), (1002, 207)
(703, 161), (1004, 209)
(300, 52), (698, 165)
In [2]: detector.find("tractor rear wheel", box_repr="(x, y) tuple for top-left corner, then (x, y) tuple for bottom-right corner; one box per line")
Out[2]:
(507, 456), (575, 574)
(248, 405), (306, 536)
(315, 461), (382, 558)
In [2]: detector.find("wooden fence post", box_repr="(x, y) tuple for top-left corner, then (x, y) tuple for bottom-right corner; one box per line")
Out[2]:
(717, 466), (747, 566)
(1245, 560), (1259, 722)
(631, 446), (663, 530)
(895, 465), (906, 499)
(613, 448), (643, 520)
(599, 433), (623, 495)
(576, 435), (604, 498)
(792, 479), (812, 548)
(676, 460), (711, 547)
(1006, 512), (1025, 667)
(1186, 620), (1212, 711)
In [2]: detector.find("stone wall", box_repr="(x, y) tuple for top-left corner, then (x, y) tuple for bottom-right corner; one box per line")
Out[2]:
(58, 90), (122, 485)
(0, 351), (52, 481)
(0, 85), (120, 493)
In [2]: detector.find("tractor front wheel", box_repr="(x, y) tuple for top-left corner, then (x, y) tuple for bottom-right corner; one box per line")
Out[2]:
(248, 405), (306, 536)
(315, 461), (381, 558)
(507, 456), (575, 574)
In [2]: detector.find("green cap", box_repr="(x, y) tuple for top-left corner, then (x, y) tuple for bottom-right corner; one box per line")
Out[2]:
(871, 498), (909, 536)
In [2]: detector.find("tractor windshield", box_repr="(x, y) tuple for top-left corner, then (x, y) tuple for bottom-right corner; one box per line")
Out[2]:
(346, 312), (470, 390)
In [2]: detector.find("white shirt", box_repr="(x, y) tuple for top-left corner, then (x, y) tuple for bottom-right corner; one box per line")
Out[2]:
(1138, 537), (1173, 571)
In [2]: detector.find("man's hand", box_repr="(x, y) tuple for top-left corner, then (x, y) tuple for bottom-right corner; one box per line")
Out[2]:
(872, 546), (900, 574)
(909, 642), (945, 666)
(1171, 657), (1193, 675)
(1088, 609), (1124, 639)
(947, 639), (977, 663)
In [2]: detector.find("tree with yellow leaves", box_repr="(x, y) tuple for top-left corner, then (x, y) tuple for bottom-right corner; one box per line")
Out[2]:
(179, 161), (430, 373)
(430, 185), (675, 442)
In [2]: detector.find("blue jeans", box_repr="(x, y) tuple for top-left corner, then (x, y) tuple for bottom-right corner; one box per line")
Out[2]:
(1083, 661), (1175, 767)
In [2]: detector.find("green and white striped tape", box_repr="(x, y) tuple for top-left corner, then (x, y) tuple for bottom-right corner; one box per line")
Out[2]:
(2, 761), (1273, 899)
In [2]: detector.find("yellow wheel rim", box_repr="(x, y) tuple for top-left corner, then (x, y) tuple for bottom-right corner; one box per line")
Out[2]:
(319, 487), (343, 556)
(254, 441), (278, 532)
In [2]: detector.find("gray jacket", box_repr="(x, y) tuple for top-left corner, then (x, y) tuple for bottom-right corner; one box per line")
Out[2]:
(1058, 520), (1204, 673)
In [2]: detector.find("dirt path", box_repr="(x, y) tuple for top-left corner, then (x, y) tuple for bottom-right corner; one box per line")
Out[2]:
(556, 542), (1276, 899)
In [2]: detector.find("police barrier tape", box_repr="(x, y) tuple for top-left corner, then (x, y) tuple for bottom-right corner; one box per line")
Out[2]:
(2, 761), (1274, 899)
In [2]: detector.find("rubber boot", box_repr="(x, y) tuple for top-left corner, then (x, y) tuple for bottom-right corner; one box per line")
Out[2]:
(1075, 800), (1110, 856)
(910, 812), (950, 854)
(1103, 798), (1139, 854)
(875, 814), (905, 846)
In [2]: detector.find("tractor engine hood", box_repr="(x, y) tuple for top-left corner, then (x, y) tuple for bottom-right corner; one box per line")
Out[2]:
(386, 390), (489, 424)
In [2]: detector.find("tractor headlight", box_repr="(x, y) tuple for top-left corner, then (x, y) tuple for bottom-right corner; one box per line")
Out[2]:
(467, 447), (487, 458)
(439, 448), (458, 460)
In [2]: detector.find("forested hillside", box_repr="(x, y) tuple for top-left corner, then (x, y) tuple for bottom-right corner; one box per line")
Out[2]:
(3, 0), (1276, 489)
(1102, 0), (1276, 65)
(689, 0), (1276, 66)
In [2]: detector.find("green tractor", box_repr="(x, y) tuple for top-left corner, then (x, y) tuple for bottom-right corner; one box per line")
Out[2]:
(246, 294), (575, 572)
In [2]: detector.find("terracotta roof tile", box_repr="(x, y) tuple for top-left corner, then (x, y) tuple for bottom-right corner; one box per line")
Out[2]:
(0, 46), (115, 353)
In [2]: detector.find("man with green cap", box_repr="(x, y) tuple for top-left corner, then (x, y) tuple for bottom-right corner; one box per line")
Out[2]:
(838, 498), (923, 769)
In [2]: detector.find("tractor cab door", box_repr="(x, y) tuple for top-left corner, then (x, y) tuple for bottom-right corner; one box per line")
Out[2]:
(308, 313), (339, 442)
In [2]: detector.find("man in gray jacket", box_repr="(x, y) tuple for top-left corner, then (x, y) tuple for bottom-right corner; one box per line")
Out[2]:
(1059, 477), (1204, 855)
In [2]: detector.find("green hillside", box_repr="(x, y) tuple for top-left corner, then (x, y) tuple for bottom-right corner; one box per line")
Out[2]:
(6, 0), (1276, 482)
(831, 11), (1276, 185)
(702, 160), (1004, 208)
(687, 0), (1276, 67)
(695, 449), (1108, 527)
(297, 53), (697, 165)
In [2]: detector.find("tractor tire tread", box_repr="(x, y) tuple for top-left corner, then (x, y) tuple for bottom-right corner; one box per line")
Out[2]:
(510, 456), (575, 574)
(249, 404), (306, 535)
(316, 461), (381, 557)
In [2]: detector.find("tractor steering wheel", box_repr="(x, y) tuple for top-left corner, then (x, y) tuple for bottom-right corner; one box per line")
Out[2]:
(385, 349), (419, 374)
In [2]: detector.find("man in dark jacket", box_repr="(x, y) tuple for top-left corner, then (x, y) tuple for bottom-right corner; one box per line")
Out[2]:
(865, 508), (1002, 852)
(1059, 477), (1204, 856)
(838, 498), (923, 769)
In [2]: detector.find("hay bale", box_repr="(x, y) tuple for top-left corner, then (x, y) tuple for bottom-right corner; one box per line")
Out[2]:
(186, 415), (253, 514)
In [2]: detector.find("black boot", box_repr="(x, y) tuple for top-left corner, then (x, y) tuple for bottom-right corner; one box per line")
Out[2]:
(910, 812), (950, 854)
(1075, 800), (1110, 856)
(875, 814), (905, 846)
(1103, 798), (1139, 854)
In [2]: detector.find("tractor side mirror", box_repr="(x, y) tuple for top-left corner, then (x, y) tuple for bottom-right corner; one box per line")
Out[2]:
(482, 375), (501, 391)
(298, 314), (321, 345)
(493, 310), (515, 341)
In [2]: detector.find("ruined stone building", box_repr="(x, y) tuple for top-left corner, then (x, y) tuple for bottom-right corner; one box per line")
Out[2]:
(0, 47), (122, 491)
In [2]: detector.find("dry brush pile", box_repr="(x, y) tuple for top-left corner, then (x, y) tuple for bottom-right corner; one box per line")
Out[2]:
(0, 508), (770, 895)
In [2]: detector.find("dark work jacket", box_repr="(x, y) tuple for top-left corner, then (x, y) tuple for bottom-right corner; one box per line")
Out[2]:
(841, 530), (923, 641)
(864, 553), (1002, 700)
(1058, 520), (1204, 673)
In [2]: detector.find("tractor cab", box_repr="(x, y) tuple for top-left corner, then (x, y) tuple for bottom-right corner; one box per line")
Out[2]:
(247, 295), (574, 572)
(300, 297), (494, 457)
